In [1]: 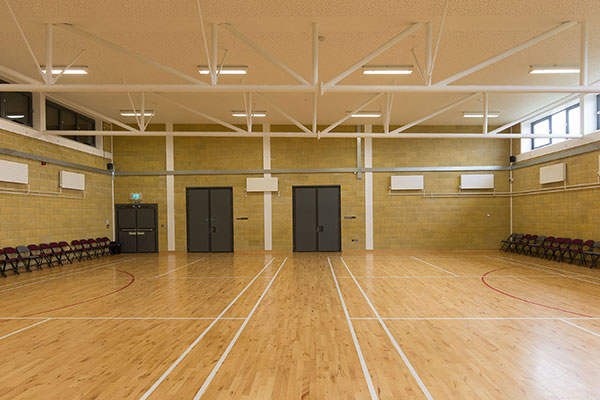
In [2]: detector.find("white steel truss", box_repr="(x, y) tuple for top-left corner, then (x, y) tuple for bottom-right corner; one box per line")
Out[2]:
(0, 2), (596, 140)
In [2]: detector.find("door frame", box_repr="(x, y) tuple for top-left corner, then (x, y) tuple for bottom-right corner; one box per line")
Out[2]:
(115, 203), (159, 253)
(292, 185), (341, 252)
(185, 187), (234, 253)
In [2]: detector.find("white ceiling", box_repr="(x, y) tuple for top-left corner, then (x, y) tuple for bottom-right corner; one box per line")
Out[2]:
(0, 0), (599, 129)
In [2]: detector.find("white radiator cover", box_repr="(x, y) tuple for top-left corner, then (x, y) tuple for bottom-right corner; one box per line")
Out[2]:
(539, 163), (566, 184)
(60, 171), (85, 190)
(460, 174), (495, 189)
(390, 175), (424, 190)
(246, 177), (278, 192)
(0, 159), (28, 184)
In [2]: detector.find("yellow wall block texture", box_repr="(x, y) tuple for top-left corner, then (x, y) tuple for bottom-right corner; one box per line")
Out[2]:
(372, 138), (510, 249)
(113, 137), (166, 172)
(174, 137), (262, 170)
(512, 149), (600, 240)
(271, 138), (356, 169)
(0, 130), (112, 247)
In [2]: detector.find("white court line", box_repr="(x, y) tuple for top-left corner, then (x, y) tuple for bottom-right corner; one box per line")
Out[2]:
(411, 256), (459, 277)
(0, 318), (51, 341)
(139, 257), (276, 400)
(0, 256), (132, 289)
(340, 257), (434, 400)
(337, 275), (560, 279)
(193, 257), (287, 399)
(560, 319), (600, 338)
(489, 256), (600, 286)
(0, 258), (132, 295)
(152, 258), (206, 278)
(351, 317), (600, 321)
(493, 255), (600, 281)
(0, 317), (244, 320)
(328, 257), (378, 399)
(153, 276), (265, 279)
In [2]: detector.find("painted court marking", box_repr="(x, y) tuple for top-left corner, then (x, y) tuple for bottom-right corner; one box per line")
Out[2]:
(351, 317), (600, 321)
(340, 257), (434, 400)
(411, 256), (459, 277)
(490, 256), (600, 285)
(0, 258), (131, 295)
(139, 257), (276, 400)
(152, 258), (207, 278)
(0, 318), (51, 341)
(193, 257), (288, 399)
(328, 257), (378, 399)
(481, 267), (593, 318)
(560, 319), (600, 338)
(0, 316), (246, 321)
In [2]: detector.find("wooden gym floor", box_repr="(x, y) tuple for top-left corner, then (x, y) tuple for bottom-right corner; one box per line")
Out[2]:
(0, 251), (599, 399)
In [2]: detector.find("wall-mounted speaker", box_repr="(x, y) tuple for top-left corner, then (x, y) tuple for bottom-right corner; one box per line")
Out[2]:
(107, 163), (114, 170)
(509, 156), (516, 163)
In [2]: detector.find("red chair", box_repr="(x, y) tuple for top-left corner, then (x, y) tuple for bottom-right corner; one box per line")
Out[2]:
(1, 247), (22, 275)
(87, 238), (102, 258)
(39, 243), (57, 267)
(555, 238), (572, 262)
(70, 240), (84, 261)
(79, 239), (94, 259)
(565, 239), (584, 264)
(49, 242), (66, 266)
(521, 235), (538, 255)
(58, 241), (76, 264)
(27, 244), (47, 269)
(541, 237), (556, 259)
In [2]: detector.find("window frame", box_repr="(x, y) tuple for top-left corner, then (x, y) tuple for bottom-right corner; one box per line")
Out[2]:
(0, 79), (33, 127)
(531, 103), (579, 150)
(46, 100), (96, 147)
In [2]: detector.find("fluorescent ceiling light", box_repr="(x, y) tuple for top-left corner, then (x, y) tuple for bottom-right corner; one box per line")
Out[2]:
(362, 65), (413, 75)
(41, 66), (88, 75)
(463, 111), (500, 118)
(6, 114), (25, 119)
(231, 111), (266, 117)
(199, 65), (248, 75)
(350, 111), (382, 118)
(120, 110), (154, 117)
(529, 64), (579, 74)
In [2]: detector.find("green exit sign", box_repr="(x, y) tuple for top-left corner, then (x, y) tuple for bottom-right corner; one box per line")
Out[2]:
(129, 192), (142, 201)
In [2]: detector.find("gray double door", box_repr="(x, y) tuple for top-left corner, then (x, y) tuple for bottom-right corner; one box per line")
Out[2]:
(293, 186), (341, 252)
(186, 187), (234, 252)
(116, 204), (158, 253)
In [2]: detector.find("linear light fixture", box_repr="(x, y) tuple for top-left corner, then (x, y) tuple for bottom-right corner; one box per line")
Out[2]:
(199, 65), (248, 75)
(350, 111), (382, 118)
(362, 65), (413, 75)
(6, 114), (25, 119)
(120, 110), (155, 117)
(463, 111), (500, 118)
(529, 64), (580, 74)
(41, 66), (88, 75)
(231, 111), (266, 117)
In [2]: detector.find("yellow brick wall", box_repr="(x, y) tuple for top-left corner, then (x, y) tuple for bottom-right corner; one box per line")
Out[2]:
(271, 138), (364, 250)
(372, 138), (511, 249)
(0, 130), (113, 248)
(512, 149), (600, 240)
(112, 136), (168, 251)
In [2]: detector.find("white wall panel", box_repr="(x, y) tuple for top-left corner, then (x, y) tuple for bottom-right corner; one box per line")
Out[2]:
(60, 171), (85, 190)
(539, 163), (566, 184)
(0, 159), (28, 184)
(247, 177), (278, 192)
(390, 175), (424, 190)
(460, 174), (494, 189)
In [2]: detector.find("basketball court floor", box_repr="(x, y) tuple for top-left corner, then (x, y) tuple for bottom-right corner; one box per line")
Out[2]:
(0, 251), (598, 399)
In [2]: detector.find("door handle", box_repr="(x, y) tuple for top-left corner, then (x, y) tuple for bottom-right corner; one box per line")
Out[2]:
(317, 226), (324, 232)
(211, 227), (217, 233)
(128, 232), (137, 236)
(138, 232), (145, 235)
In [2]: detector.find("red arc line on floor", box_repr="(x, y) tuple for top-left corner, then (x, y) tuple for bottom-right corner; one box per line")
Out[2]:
(481, 266), (592, 318)
(16, 268), (135, 319)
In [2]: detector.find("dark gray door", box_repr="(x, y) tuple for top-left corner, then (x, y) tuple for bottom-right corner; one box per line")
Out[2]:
(293, 186), (341, 252)
(116, 204), (158, 253)
(136, 206), (158, 253)
(210, 188), (233, 252)
(187, 189), (210, 252)
(293, 187), (318, 252)
(187, 187), (234, 252)
(117, 206), (137, 253)
(317, 187), (341, 251)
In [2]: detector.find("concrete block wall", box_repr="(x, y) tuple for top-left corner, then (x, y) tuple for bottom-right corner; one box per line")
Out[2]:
(512, 149), (600, 240)
(0, 129), (113, 247)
